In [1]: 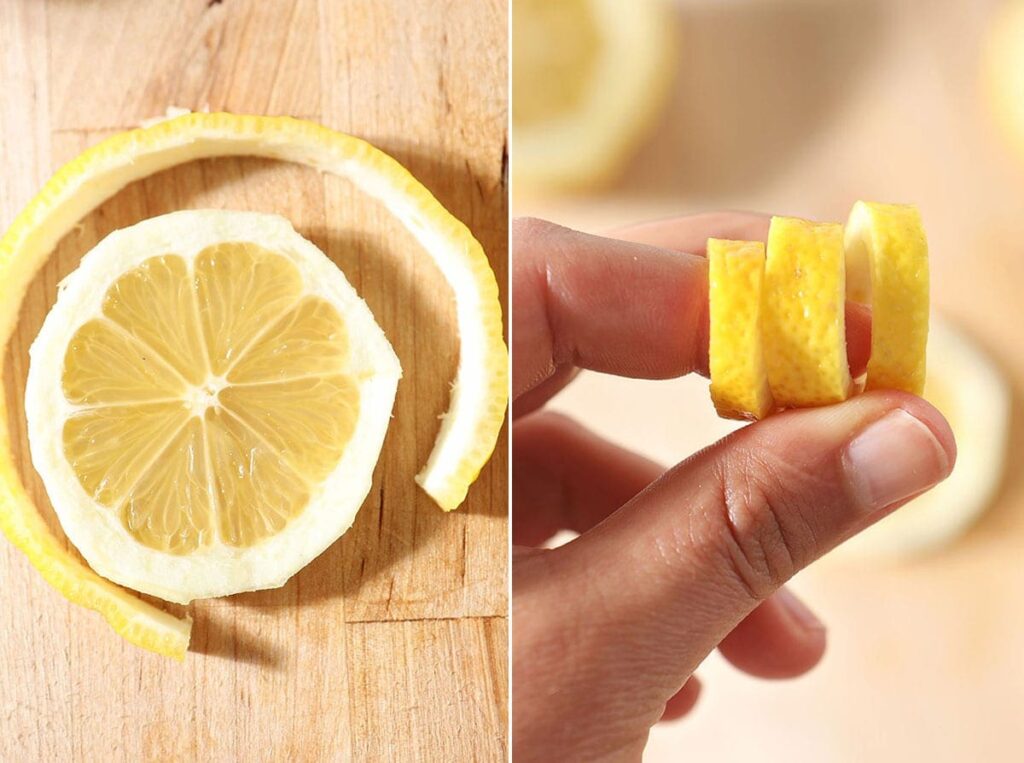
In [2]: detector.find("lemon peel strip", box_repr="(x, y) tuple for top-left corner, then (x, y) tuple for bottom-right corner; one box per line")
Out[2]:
(763, 216), (852, 408)
(845, 201), (929, 395)
(0, 113), (508, 656)
(707, 238), (775, 420)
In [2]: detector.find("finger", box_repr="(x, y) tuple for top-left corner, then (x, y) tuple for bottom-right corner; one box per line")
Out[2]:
(514, 414), (829, 683)
(533, 392), (954, 713)
(660, 677), (701, 721)
(612, 211), (771, 252)
(718, 588), (827, 679)
(512, 411), (664, 546)
(511, 216), (872, 414)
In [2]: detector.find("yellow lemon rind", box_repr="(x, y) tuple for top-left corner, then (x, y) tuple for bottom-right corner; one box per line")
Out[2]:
(763, 216), (852, 408)
(708, 238), (775, 420)
(845, 201), (928, 396)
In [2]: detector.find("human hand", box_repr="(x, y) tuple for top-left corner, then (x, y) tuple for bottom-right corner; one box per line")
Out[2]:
(511, 214), (956, 762)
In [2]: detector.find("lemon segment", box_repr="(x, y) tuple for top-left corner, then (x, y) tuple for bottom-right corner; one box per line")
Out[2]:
(707, 239), (775, 420)
(102, 254), (208, 385)
(844, 201), (929, 395)
(763, 216), (851, 407)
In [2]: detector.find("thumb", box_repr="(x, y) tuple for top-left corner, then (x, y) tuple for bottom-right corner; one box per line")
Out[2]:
(536, 391), (954, 716)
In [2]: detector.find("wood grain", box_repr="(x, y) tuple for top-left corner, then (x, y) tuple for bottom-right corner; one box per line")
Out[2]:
(0, 1), (508, 761)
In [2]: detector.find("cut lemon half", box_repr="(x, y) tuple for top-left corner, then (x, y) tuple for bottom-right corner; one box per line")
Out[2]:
(838, 316), (1010, 559)
(26, 209), (400, 604)
(512, 0), (674, 191)
(0, 113), (508, 658)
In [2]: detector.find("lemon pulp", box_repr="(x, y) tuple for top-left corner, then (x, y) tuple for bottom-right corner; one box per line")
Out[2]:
(61, 243), (359, 555)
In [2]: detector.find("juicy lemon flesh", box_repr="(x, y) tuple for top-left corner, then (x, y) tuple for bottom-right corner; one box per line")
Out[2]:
(60, 242), (359, 555)
(512, 0), (601, 125)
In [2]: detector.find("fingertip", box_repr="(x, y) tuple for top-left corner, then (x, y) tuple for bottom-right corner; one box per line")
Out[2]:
(849, 390), (957, 476)
(893, 392), (957, 473)
(660, 677), (702, 721)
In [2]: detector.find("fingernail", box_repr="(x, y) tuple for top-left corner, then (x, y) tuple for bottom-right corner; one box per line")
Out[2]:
(776, 588), (825, 633)
(843, 409), (951, 514)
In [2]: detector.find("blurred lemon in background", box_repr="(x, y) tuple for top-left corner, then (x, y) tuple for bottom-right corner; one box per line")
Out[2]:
(838, 316), (1010, 560)
(512, 0), (675, 193)
(985, 0), (1024, 162)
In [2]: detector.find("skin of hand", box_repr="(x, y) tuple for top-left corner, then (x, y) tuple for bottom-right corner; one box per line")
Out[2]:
(511, 214), (956, 762)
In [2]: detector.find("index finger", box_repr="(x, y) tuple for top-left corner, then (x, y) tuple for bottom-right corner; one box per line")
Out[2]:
(511, 214), (872, 415)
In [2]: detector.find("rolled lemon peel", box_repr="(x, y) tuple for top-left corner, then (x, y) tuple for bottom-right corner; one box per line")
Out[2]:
(845, 201), (929, 395)
(708, 239), (774, 420)
(0, 113), (509, 658)
(709, 203), (928, 420)
(763, 216), (852, 408)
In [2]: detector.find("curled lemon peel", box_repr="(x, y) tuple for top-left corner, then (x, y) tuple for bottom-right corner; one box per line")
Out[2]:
(708, 238), (774, 420)
(708, 203), (928, 420)
(763, 216), (852, 408)
(0, 113), (508, 657)
(845, 201), (929, 395)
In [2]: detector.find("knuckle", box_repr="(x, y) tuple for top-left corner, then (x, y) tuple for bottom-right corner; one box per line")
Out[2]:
(710, 449), (820, 600)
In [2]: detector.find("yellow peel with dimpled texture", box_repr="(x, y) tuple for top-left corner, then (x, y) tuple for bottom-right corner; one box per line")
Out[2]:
(708, 238), (775, 420)
(845, 201), (929, 395)
(706, 203), (928, 422)
(763, 216), (852, 408)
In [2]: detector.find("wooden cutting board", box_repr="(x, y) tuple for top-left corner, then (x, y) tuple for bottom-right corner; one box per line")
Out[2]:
(0, 1), (508, 761)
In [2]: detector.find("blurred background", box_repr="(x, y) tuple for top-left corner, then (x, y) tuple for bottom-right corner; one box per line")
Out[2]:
(512, 0), (1024, 760)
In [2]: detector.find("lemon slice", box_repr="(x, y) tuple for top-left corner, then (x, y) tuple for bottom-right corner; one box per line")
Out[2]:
(26, 208), (401, 604)
(0, 113), (508, 658)
(512, 0), (674, 191)
(838, 316), (1010, 559)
